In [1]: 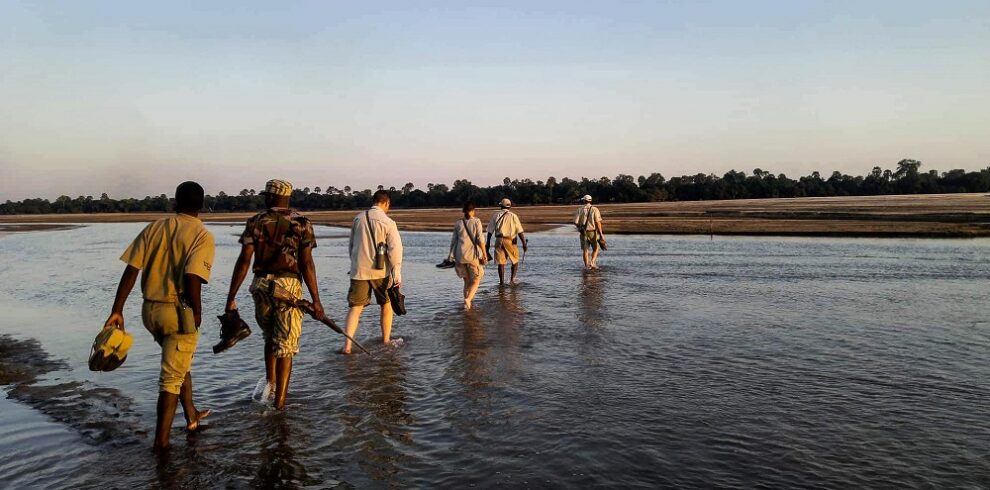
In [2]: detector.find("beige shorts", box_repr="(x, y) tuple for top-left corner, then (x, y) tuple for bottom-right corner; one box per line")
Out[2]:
(494, 237), (519, 265)
(580, 230), (600, 251)
(142, 301), (199, 395)
(250, 275), (304, 358)
(455, 263), (485, 281)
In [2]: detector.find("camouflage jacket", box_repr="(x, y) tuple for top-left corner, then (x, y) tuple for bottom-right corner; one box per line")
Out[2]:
(239, 208), (316, 275)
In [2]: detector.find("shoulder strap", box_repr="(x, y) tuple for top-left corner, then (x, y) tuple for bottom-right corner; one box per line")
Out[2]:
(464, 219), (484, 256)
(365, 210), (378, 260)
(494, 211), (510, 236)
(167, 219), (183, 302)
(465, 219), (483, 247)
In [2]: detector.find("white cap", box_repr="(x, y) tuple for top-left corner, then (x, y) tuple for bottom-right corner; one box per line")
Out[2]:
(582, 195), (593, 202)
(500, 198), (512, 208)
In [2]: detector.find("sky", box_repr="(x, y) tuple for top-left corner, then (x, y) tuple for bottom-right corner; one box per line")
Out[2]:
(1, 1), (988, 200)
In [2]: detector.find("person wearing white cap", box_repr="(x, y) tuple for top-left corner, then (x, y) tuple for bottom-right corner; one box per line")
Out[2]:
(486, 198), (527, 285)
(574, 195), (604, 269)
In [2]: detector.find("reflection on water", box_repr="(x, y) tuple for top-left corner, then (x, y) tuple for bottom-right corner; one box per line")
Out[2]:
(577, 270), (607, 329)
(252, 414), (312, 488)
(1, 225), (989, 488)
(339, 353), (414, 485)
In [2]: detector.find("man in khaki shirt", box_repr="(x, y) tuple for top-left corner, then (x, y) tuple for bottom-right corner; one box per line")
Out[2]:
(574, 195), (605, 269)
(103, 181), (215, 452)
(486, 198), (528, 285)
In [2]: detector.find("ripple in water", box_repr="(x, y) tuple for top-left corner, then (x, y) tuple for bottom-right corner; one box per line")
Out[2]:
(0, 226), (988, 488)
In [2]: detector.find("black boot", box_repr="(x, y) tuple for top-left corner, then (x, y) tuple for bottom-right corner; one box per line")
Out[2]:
(213, 309), (252, 354)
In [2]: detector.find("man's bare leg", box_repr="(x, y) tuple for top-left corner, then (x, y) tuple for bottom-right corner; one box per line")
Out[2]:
(154, 391), (179, 451)
(380, 304), (393, 344)
(179, 372), (210, 431)
(582, 249), (591, 269)
(273, 357), (292, 410)
(510, 263), (519, 283)
(497, 264), (506, 284)
(591, 247), (601, 269)
(264, 342), (276, 383)
(342, 305), (364, 354)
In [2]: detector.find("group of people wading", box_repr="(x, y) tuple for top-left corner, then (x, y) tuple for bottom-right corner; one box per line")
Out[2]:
(102, 179), (606, 451)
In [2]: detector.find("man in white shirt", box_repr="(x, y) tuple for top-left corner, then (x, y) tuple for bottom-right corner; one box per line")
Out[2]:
(343, 190), (403, 354)
(486, 198), (528, 285)
(574, 195), (604, 269)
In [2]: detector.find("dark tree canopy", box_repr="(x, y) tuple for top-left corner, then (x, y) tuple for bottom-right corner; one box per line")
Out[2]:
(3, 160), (989, 214)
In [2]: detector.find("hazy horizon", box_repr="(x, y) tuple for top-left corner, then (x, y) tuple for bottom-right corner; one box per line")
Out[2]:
(2, 1), (988, 201)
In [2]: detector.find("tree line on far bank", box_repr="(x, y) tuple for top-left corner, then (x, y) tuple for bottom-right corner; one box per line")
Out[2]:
(3, 159), (988, 215)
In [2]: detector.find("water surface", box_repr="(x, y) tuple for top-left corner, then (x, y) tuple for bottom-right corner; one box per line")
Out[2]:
(0, 224), (988, 488)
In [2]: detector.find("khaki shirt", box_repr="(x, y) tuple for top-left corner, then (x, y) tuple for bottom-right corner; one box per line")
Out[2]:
(448, 218), (486, 265)
(120, 214), (215, 303)
(486, 210), (524, 239)
(349, 206), (403, 283)
(574, 204), (602, 231)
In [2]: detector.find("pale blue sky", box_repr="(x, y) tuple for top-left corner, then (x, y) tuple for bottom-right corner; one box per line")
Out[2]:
(1, 1), (988, 200)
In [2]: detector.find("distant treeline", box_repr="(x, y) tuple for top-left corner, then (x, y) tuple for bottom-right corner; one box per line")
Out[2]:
(3, 159), (989, 215)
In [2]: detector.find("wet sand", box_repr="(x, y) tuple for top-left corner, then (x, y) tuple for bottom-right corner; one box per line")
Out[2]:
(0, 224), (83, 235)
(1, 193), (989, 237)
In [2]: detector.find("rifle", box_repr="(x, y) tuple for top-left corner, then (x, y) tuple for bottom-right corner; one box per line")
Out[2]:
(267, 281), (372, 355)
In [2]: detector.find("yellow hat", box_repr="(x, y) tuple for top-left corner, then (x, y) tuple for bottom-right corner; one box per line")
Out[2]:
(88, 326), (134, 372)
(262, 179), (293, 197)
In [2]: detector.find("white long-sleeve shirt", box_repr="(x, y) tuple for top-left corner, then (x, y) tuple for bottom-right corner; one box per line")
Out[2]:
(448, 218), (486, 265)
(349, 206), (403, 283)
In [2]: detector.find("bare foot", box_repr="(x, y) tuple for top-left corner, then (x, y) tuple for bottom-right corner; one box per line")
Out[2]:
(186, 409), (211, 431)
(340, 348), (352, 355)
(464, 300), (472, 310)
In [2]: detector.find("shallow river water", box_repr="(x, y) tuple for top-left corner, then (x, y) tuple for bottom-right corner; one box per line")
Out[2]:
(0, 223), (988, 488)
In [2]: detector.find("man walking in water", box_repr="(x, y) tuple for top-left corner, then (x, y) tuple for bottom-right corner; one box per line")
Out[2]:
(225, 179), (323, 410)
(574, 194), (604, 269)
(103, 181), (214, 451)
(486, 198), (527, 285)
(343, 190), (404, 354)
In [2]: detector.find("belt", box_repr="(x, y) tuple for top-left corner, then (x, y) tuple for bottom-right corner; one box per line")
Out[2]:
(254, 271), (300, 280)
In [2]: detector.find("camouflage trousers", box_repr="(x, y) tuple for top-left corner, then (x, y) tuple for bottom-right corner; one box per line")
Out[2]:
(250, 274), (304, 358)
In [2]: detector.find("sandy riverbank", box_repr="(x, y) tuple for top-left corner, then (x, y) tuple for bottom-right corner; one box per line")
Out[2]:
(1, 193), (989, 237)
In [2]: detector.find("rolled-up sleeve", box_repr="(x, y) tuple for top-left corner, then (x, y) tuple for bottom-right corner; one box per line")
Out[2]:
(184, 231), (215, 282)
(120, 224), (151, 269)
(387, 220), (404, 284)
(238, 218), (255, 245)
